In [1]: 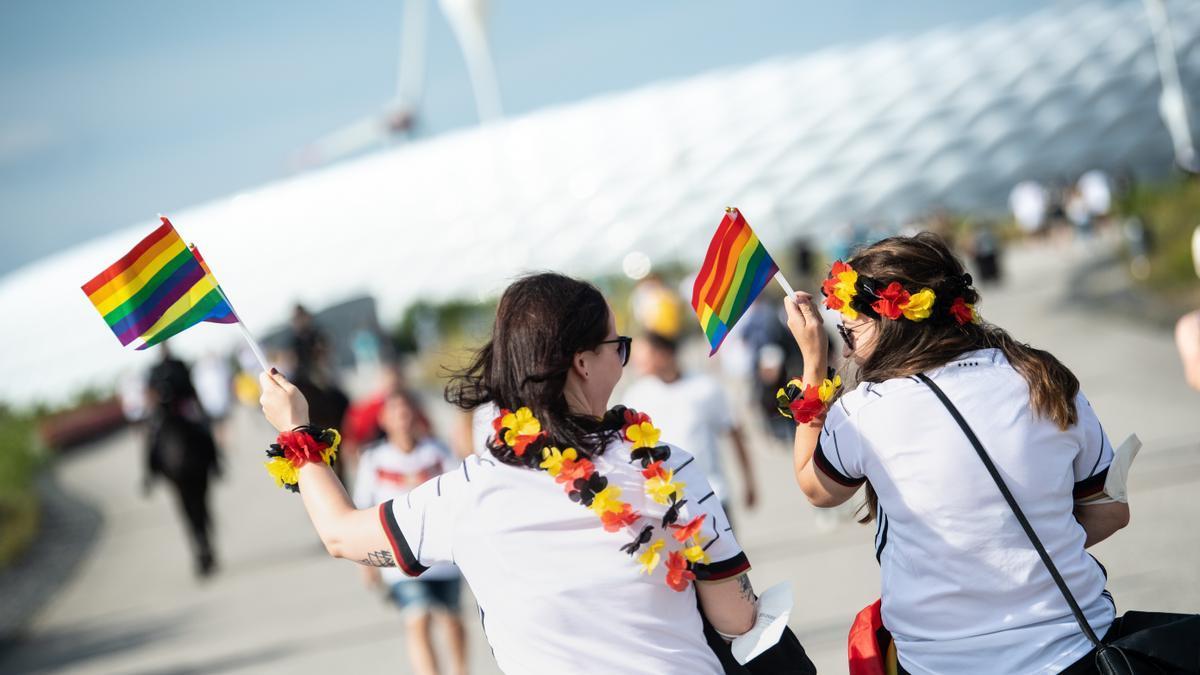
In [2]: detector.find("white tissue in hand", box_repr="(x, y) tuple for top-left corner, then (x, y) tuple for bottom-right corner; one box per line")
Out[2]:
(731, 581), (794, 665)
(1102, 434), (1141, 503)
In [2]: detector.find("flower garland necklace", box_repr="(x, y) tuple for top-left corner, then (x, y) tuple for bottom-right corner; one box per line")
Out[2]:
(491, 406), (710, 592)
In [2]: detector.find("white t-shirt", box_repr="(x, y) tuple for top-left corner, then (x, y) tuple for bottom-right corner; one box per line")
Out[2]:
(378, 440), (749, 675)
(353, 437), (459, 582)
(623, 374), (735, 500)
(814, 349), (1114, 675)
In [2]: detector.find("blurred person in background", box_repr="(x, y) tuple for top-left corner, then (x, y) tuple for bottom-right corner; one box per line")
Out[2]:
(738, 296), (810, 446)
(963, 222), (1002, 285)
(288, 303), (350, 476)
(786, 234), (1129, 674)
(1176, 224), (1200, 391)
(144, 344), (221, 578)
(258, 272), (814, 674)
(631, 273), (684, 340)
(624, 331), (759, 521)
(1009, 179), (1048, 237)
(341, 360), (433, 470)
(353, 389), (466, 675)
(193, 350), (234, 446)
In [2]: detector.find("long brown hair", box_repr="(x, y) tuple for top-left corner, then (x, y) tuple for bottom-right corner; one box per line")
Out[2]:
(841, 232), (1079, 522)
(445, 272), (624, 465)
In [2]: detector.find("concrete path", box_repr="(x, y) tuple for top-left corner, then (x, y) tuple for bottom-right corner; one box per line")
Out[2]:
(1, 237), (1198, 674)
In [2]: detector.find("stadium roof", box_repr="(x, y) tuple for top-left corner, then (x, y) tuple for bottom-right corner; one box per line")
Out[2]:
(2, 0), (1198, 402)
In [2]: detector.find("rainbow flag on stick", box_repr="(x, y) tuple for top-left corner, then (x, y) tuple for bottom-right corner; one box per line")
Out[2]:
(691, 208), (795, 355)
(82, 217), (239, 351)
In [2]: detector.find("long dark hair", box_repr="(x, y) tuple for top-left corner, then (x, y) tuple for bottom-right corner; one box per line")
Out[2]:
(838, 232), (1080, 521)
(445, 272), (624, 465)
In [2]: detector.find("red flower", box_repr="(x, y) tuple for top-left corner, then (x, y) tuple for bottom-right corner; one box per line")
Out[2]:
(670, 514), (706, 542)
(950, 297), (973, 325)
(665, 551), (696, 592)
(278, 430), (326, 466)
(821, 276), (844, 310)
(600, 503), (640, 532)
(641, 460), (668, 480)
(788, 385), (827, 423)
(556, 457), (594, 485)
(492, 408), (513, 433)
(511, 431), (544, 457)
(871, 282), (910, 320)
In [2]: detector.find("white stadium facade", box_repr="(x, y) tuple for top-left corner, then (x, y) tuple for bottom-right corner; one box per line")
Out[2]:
(2, 0), (1198, 402)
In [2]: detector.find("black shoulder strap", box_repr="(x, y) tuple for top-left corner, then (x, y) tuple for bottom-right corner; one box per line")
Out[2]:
(916, 373), (1103, 648)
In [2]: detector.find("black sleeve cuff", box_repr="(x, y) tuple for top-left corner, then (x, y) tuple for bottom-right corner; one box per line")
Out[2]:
(1073, 467), (1109, 500)
(693, 551), (751, 581)
(379, 500), (428, 577)
(813, 441), (867, 488)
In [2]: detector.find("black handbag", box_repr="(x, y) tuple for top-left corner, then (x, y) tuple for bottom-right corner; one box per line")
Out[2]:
(917, 373), (1200, 675)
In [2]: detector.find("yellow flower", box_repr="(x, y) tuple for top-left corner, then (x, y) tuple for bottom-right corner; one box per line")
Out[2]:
(682, 542), (711, 565)
(538, 446), (577, 476)
(320, 429), (341, 464)
(645, 469), (686, 505)
(588, 485), (625, 515)
(902, 288), (936, 321)
(638, 539), (665, 574)
(502, 407), (541, 446)
(818, 375), (842, 403)
(265, 457), (298, 487)
(626, 421), (661, 449)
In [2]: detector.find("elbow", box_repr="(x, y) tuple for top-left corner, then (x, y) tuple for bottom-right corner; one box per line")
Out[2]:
(796, 472), (834, 508)
(1114, 503), (1131, 531)
(319, 532), (350, 560)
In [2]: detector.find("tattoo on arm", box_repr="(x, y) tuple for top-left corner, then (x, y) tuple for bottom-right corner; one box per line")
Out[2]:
(736, 573), (757, 603)
(358, 550), (397, 568)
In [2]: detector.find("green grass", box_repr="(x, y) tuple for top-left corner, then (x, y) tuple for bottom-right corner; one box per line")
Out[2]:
(0, 406), (45, 567)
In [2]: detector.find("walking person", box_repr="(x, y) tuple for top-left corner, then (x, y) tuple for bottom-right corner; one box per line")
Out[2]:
(353, 390), (467, 675)
(783, 233), (1129, 673)
(144, 345), (222, 578)
(257, 272), (813, 674)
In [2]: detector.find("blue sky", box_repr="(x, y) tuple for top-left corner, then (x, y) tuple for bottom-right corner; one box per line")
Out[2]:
(0, 0), (1079, 277)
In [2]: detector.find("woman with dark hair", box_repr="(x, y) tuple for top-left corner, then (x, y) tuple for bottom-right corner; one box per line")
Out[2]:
(783, 233), (1130, 674)
(258, 272), (813, 674)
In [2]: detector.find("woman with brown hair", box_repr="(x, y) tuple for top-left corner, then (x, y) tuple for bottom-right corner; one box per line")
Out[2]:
(783, 233), (1129, 674)
(258, 272), (813, 674)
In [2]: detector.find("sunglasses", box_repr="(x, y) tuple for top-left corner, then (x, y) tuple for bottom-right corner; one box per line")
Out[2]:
(837, 323), (856, 351)
(598, 336), (633, 367)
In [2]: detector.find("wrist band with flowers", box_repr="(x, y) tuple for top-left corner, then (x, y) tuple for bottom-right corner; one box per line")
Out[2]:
(264, 426), (341, 493)
(776, 375), (843, 424)
(491, 406), (713, 592)
(821, 259), (981, 326)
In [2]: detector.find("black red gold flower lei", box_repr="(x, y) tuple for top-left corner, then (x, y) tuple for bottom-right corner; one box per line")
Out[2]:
(820, 260), (980, 325)
(776, 375), (843, 424)
(491, 406), (711, 592)
(264, 426), (340, 492)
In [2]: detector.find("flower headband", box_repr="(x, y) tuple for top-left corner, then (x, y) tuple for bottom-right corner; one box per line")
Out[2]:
(820, 260), (980, 325)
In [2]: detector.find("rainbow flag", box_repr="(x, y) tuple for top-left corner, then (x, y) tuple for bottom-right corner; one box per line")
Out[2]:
(82, 217), (236, 350)
(691, 208), (780, 355)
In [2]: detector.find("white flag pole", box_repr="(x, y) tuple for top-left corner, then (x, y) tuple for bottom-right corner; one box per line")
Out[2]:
(773, 270), (797, 299)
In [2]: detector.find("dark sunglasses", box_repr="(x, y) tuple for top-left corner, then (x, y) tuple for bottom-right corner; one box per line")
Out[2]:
(837, 323), (856, 351)
(598, 336), (633, 367)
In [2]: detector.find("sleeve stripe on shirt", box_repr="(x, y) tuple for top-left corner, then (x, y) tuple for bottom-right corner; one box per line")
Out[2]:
(697, 490), (715, 504)
(1073, 467), (1109, 499)
(462, 460), (471, 482)
(378, 500), (428, 577)
(813, 441), (867, 487)
(693, 551), (751, 581)
(674, 456), (695, 473)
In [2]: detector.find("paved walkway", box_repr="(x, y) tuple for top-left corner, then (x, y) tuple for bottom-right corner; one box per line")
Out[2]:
(1, 237), (1198, 674)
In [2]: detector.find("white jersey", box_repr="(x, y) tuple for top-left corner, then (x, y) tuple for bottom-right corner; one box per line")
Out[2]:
(379, 441), (748, 674)
(814, 349), (1114, 674)
(353, 438), (459, 582)
(623, 373), (735, 500)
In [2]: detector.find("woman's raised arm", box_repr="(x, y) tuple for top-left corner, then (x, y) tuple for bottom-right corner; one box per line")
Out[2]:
(259, 371), (397, 567)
